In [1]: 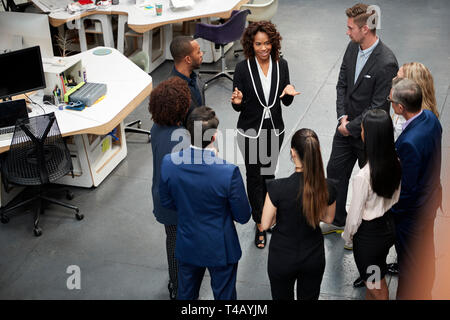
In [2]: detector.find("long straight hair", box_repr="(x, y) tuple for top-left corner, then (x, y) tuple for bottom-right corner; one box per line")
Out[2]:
(362, 109), (401, 198)
(402, 62), (438, 118)
(291, 129), (328, 228)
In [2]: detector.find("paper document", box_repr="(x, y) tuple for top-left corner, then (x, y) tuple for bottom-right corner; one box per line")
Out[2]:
(171, 0), (195, 8)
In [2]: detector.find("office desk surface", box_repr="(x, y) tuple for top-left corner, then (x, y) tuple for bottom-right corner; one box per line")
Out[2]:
(0, 47), (152, 153)
(45, 0), (248, 33)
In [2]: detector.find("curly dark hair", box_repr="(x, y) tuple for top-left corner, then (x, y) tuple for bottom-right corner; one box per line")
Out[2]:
(241, 21), (282, 61)
(148, 77), (191, 126)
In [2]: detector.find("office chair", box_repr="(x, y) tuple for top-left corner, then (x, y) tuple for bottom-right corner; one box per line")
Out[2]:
(0, 113), (83, 237)
(194, 9), (250, 98)
(125, 51), (151, 142)
(1, 0), (33, 11)
(234, 0), (279, 57)
(242, 0), (278, 22)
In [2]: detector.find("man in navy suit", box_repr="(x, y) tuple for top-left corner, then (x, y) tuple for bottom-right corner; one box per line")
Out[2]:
(389, 78), (442, 299)
(159, 106), (251, 300)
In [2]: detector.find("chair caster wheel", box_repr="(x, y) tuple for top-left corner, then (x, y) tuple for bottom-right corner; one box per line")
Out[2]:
(1, 215), (9, 224)
(137, 121), (142, 129)
(234, 53), (239, 58)
(66, 191), (74, 200)
(34, 227), (42, 237)
(76, 213), (84, 221)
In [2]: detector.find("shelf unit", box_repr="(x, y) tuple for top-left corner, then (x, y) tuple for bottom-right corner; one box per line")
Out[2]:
(57, 122), (127, 188)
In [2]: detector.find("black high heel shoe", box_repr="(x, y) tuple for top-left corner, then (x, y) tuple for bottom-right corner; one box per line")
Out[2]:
(255, 229), (266, 249)
(168, 281), (177, 300)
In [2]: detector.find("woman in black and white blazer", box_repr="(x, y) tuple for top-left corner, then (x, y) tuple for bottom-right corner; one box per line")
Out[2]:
(231, 21), (300, 249)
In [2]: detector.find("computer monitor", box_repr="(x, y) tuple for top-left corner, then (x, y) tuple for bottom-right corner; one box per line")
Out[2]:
(0, 46), (46, 101)
(0, 12), (54, 58)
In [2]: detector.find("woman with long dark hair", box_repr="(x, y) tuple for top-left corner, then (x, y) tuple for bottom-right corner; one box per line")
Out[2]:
(231, 21), (300, 249)
(342, 108), (401, 300)
(261, 128), (336, 300)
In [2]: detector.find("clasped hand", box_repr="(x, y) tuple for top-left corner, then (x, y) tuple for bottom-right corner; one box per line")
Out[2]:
(338, 115), (351, 136)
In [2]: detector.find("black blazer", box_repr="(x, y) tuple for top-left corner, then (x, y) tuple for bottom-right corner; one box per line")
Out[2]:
(232, 57), (294, 138)
(336, 40), (398, 137)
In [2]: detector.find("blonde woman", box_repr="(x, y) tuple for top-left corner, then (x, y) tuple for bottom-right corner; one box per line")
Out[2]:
(392, 62), (438, 140)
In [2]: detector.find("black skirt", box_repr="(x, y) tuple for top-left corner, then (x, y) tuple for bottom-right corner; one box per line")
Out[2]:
(353, 212), (396, 282)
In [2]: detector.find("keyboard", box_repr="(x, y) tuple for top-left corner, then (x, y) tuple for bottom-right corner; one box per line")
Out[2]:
(0, 126), (14, 135)
(38, 0), (73, 12)
(0, 127), (14, 142)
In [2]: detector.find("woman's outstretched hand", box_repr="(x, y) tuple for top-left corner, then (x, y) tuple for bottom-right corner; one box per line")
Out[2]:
(280, 84), (300, 98)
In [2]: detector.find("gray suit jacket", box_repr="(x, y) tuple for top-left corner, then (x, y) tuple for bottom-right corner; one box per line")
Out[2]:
(336, 40), (398, 137)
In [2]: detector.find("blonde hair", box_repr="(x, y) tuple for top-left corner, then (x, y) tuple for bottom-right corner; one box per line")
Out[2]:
(401, 62), (439, 118)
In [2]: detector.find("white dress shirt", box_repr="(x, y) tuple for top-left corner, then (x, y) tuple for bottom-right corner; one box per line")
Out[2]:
(256, 58), (272, 119)
(342, 163), (401, 244)
(392, 113), (406, 141)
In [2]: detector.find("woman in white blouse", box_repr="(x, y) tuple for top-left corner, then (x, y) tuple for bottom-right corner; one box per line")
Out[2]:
(392, 62), (439, 140)
(231, 21), (300, 249)
(342, 109), (401, 300)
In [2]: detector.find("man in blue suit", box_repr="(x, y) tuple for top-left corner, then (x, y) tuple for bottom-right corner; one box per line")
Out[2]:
(389, 78), (442, 299)
(159, 106), (251, 300)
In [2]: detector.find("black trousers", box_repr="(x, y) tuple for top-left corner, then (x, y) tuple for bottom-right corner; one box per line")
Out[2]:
(268, 246), (325, 300)
(164, 225), (178, 291)
(237, 120), (284, 224)
(326, 128), (365, 226)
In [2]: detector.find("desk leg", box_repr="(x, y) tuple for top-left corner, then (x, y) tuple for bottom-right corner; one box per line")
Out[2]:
(143, 25), (171, 74)
(163, 24), (173, 60)
(117, 15), (128, 54)
(66, 19), (88, 52)
(96, 14), (115, 49)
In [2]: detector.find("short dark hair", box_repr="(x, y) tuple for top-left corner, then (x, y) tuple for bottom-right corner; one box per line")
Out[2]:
(241, 21), (282, 61)
(170, 36), (194, 63)
(392, 78), (423, 113)
(362, 109), (401, 198)
(148, 77), (191, 126)
(186, 106), (219, 148)
(345, 3), (377, 33)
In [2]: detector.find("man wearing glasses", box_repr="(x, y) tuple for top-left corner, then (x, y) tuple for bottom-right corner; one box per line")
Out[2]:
(321, 3), (398, 247)
(387, 78), (442, 299)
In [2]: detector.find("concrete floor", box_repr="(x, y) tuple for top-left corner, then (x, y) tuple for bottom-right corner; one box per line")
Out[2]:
(0, 0), (449, 300)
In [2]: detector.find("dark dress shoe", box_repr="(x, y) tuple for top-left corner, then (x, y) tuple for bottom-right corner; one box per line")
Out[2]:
(168, 281), (177, 300)
(353, 276), (365, 288)
(387, 263), (399, 275)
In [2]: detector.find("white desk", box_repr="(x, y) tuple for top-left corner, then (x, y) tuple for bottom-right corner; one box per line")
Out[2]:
(38, 0), (249, 72)
(0, 47), (152, 206)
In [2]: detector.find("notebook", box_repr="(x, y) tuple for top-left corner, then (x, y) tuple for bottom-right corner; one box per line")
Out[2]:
(0, 99), (29, 141)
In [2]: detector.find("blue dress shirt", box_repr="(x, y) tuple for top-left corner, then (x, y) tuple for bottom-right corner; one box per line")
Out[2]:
(354, 37), (379, 84)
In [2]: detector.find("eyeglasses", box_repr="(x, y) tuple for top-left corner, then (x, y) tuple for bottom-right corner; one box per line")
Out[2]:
(386, 96), (398, 104)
